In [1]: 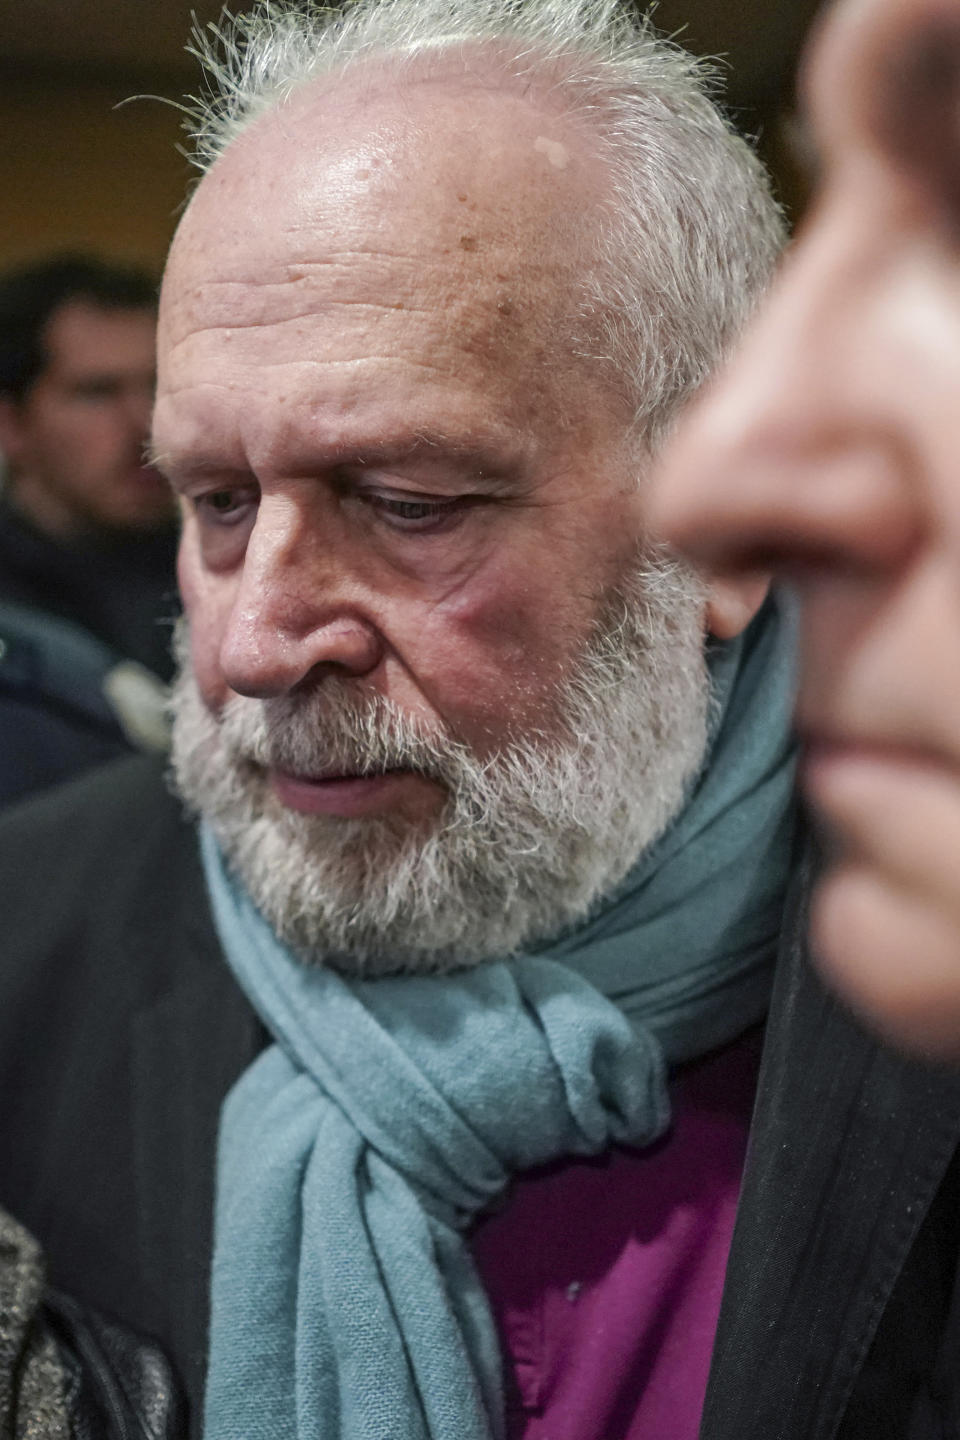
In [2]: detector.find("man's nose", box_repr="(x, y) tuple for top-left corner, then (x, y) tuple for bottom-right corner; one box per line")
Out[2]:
(218, 506), (385, 698)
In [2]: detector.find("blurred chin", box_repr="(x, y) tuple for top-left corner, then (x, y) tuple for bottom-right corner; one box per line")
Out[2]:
(812, 863), (960, 1060)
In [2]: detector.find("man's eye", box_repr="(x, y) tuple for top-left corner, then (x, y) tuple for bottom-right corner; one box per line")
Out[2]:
(366, 493), (461, 531)
(195, 489), (256, 524)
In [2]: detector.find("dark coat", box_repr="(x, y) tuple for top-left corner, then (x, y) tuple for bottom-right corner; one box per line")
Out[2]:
(0, 499), (177, 807)
(0, 502), (179, 685)
(1, 753), (959, 1440)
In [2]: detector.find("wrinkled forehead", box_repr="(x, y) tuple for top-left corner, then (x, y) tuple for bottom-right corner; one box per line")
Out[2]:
(160, 61), (605, 348)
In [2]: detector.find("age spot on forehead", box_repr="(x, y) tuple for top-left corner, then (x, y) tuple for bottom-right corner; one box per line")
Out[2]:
(534, 135), (569, 170)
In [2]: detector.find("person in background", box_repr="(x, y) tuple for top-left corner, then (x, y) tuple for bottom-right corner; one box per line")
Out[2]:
(0, 256), (176, 803)
(650, 0), (960, 1061)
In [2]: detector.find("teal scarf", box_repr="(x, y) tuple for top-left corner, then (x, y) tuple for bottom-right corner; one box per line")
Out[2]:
(202, 592), (797, 1440)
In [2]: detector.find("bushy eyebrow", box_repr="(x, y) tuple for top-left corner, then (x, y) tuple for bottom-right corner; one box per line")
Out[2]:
(146, 426), (526, 490)
(143, 441), (247, 491)
(328, 434), (518, 480)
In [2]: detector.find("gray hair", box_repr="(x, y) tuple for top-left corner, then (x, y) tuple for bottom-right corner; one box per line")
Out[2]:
(184, 0), (786, 442)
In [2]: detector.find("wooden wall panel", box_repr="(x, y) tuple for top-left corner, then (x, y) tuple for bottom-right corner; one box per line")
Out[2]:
(0, 0), (826, 274)
(0, 68), (191, 272)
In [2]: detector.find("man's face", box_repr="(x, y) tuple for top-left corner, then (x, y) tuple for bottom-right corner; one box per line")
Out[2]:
(0, 299), (172, 536)
(155, 71), (747, 969)
(651, 0), (960, 1049)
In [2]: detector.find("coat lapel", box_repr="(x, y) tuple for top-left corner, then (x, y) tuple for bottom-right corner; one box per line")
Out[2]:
(701, 841), (960, 1440)
(129, 867), (263, 1423)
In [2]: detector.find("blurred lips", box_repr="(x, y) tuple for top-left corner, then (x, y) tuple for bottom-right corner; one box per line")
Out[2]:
(801, 730), (949, 805)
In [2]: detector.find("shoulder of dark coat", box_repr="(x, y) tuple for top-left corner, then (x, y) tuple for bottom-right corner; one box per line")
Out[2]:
(0, 753), (214, 1007)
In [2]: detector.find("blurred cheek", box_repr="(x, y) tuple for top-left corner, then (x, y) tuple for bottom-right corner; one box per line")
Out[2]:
(54, 407), (111, 456)
(795, 560), (960, 750)
(794, 576), (889, 707)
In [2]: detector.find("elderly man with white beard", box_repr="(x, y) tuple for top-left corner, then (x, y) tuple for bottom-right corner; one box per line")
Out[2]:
(3, 2), (960, 1439)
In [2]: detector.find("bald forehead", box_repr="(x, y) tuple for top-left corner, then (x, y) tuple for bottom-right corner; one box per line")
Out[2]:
(154, 57), (631, 461)
(166, 61), (603, 296)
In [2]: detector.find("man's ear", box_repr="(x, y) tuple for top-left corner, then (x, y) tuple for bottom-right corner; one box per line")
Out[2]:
(704, 571), (770, 639)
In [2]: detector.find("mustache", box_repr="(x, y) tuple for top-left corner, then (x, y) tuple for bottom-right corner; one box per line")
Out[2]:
(213, 681), (480, 787)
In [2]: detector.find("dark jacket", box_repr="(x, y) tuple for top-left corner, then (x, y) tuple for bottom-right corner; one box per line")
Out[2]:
(0, 500), (176, 806)
(1, 754), (959, 1439)
(0, 501), (178, 684)
(0, 600), (169, 807)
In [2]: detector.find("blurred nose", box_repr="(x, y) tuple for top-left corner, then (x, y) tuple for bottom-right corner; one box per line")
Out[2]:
(650, 205), (919, 579)
(124, 379), (156, 442)
(218, 499), (385, 698)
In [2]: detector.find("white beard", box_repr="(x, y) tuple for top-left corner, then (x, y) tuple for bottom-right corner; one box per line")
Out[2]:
(169, 549), (711, 976)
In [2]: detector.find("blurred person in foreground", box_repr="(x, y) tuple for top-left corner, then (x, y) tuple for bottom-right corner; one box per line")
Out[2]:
(1, 3), (960, 1440)
(0, 257), (176, 801)
(651, 0), (960, 1062)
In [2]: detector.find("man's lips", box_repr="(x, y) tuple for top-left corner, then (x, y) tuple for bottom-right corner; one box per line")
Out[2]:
(269, 767), (444, 819)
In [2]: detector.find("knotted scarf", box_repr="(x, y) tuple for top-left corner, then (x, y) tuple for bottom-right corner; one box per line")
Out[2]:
(202, 591), (797, 1440)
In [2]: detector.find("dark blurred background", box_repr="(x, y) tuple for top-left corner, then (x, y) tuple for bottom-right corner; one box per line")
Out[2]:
(2, 0), (829, 272)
